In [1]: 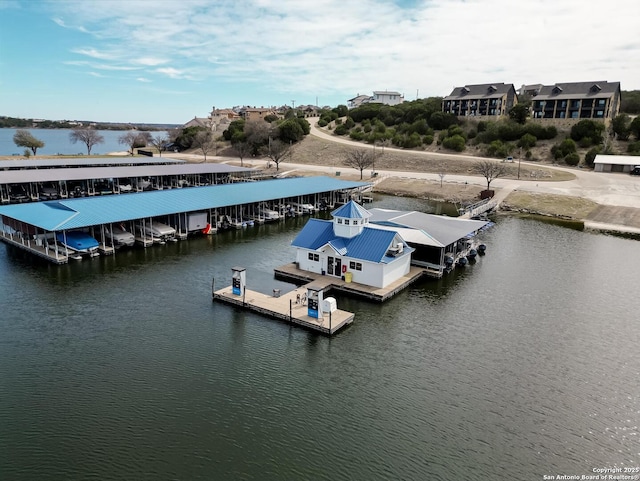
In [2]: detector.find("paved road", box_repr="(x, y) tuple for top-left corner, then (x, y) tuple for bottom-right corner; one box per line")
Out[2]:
(163, 120), (640, 210)
(304, 117), (640, 209)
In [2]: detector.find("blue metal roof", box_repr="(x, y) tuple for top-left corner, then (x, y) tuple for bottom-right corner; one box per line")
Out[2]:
(331, 200), (371, 219)
(0, 176), (367, 231)
(291, 218), (413, 263)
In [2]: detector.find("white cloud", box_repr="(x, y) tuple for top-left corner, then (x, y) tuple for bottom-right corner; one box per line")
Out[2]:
(136, 77), (152, 83)
(47, 0), (640, 101)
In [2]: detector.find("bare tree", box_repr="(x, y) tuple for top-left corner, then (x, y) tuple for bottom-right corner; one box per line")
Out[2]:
(263, 139), (290, 172)
(69, 128), (105, 155)
(438, 172), (446, 187)
(150, 134), (170, 157)
(344, 149), (375, 180)
(118, 131), (149, 155)
(192, 131), (216, 162)
(473, 160), (507, 191)
(234, 141), (252, 166)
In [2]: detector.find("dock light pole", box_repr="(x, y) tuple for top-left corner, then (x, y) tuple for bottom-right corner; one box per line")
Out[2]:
(518, 148), (522, 180)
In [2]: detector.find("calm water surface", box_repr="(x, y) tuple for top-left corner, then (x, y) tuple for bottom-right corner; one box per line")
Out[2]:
(0, 197), (638, 480)
(0, 128), (164, 156)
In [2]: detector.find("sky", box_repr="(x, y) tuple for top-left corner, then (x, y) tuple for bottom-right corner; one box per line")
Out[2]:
(1, 0), (639, 125)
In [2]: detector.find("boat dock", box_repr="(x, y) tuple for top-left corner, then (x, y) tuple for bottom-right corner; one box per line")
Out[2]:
(274, 262), (430, 302)
(212, 283), (354, 335)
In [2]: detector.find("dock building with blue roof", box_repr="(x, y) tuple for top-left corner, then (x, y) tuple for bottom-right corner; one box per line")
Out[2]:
(291, 201), (414, 289)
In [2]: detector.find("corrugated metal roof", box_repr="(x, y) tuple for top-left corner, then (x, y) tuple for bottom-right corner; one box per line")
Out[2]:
(0, 156), (185, 170)
(593, 154), (640, 166)
(331, 200), (372, 219)
(0, 176), (367, 231)
(291, 218), (412, 263)
(0, 163), (253, 184)
(369, 208), (489, 247)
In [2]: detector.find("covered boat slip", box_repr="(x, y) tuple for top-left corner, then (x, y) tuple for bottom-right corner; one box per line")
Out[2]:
(0, 156), (186, 171)
(0, 162), (255, 203)
(0, 176), (369, 264)
(367, 208), (491, 272)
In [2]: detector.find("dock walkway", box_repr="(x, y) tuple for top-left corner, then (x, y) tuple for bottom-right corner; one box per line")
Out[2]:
(213, 284), (354, 335)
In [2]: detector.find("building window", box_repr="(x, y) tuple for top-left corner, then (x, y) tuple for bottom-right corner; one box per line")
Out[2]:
(308, 253), (319, 261)
(337, 218), (342, 224)
(355, 263), (362, 271)
(350, 261), (356, 269)
(344, 219), (350, 225)
(308, 253), (314, 260)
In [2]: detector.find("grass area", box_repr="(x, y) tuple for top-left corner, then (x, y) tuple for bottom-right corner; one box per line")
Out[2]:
(502, 191), (599, 220)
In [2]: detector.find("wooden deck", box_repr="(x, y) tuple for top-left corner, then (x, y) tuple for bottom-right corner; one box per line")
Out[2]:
(0, 231), (68, 264)
(274, 262), (430, 302)
(213, 284), (354, 335)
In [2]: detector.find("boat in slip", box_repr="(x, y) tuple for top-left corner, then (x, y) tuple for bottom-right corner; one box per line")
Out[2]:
(104, 225), (135, 248)
(56, 231), (100, 257)
(134, 220), (177, 244)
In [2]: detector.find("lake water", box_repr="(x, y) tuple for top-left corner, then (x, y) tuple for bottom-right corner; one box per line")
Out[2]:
(0, 128), (164, 156)
(0, 196), (638, 480)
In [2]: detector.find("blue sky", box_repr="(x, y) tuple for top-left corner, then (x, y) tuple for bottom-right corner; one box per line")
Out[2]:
(1, 0), (639, 125)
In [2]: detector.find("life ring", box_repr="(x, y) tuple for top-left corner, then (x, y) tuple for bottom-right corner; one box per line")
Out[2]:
(342, 264), (347, 273)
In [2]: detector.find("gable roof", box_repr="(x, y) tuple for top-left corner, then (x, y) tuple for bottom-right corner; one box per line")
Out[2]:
(331, 200), (371, 219)
(532, 81), (621, 100)
(291, 218), (412, 263)
(369, 208), (489, 246)
(444, 83), (515, 100)
(0, 176), (367, 232)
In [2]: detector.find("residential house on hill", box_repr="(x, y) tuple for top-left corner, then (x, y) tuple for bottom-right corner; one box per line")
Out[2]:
(442, 83), (517, 118)
(347, 91), (404, 109)
(529, 81), (621, 125)
(209, 107), (240, 132)
(183, 116), (211, 129)
(240, 107), (277, 122)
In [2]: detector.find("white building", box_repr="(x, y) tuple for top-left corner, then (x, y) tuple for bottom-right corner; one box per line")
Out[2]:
(291, 201), (414, 289)
(593, 154), (640, 173)
(347, 91), (405, 109)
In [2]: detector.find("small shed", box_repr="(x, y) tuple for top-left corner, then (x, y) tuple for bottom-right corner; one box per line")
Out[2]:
(593, 154), (640, 173)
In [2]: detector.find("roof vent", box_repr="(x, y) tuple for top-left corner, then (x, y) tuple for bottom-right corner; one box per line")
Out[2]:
(461, 86), (470, 94)
(488, 85), (497, 92)
(591, 84), (602, 92)
(553, 85), (563, 94)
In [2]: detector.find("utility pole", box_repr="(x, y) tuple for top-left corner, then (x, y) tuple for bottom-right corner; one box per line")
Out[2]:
(291, 100), (296, 109)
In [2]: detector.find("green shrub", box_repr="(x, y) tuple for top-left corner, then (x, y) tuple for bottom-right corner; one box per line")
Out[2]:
(517, 133), (537, 149)
(584, 147), (600, 167)
(349, 130), (365, 141)
(335, 118), (343, 125)
(486, 140), (510, 158)
(442, 134), (466, 152)
(334, 124), (348, 136)
(345, 117), (355, 129)
(628, 141), (640, 154)
(551, 138), (577, 160)
(423, 134), (434, 145)
(317, 119), (328, 127)
(570, 120), (604, 144)
(565, 152), (580, 166)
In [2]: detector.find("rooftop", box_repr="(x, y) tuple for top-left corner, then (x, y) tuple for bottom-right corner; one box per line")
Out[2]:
(0, 176), (368, 231)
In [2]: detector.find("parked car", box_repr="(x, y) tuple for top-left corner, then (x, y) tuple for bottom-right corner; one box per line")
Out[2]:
(630, 166), (640, 176)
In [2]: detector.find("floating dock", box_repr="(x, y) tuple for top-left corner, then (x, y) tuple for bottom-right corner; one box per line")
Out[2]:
(213, 284), (354, 335)
(274, 262), (429, 302)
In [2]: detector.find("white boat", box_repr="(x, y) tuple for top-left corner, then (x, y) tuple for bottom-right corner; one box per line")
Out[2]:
(135, 220), (176, 243)
(105, 225), (135, 248)
(291, 202), (315, 214)
(257, 206), (280, 221)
